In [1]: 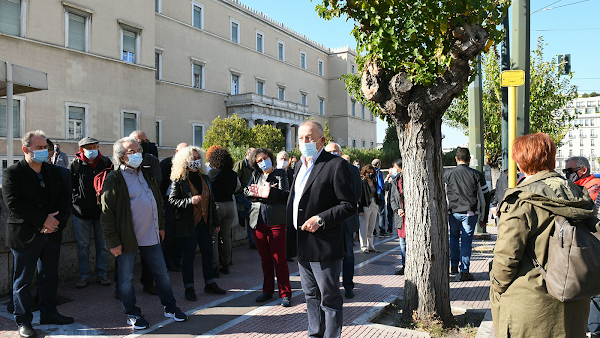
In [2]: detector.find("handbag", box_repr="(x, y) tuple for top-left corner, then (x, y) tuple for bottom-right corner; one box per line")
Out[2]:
(528, 215), (600, 302)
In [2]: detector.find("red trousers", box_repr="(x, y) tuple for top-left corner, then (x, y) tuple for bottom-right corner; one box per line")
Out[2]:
(252, 223), (292, 298)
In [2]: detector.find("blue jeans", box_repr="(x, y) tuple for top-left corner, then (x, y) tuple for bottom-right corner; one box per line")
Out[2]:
(179, 220), (215, 288)
(116, 244), (177, 316)
(398, 236), (406, 267)
(342, 222), (355, 291)
(11, 234), (61, 326)
(299, 260), (344, 338)
(72, 215), (108, 279)
(449, 213), (478, 273)
(589, 295), (600, 335)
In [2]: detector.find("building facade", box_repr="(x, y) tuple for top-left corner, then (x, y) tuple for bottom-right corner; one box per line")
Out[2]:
(556, 96), (600, 171)
(0, 0), (376, 164)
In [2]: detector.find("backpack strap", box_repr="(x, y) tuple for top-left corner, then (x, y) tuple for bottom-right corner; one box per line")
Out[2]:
(526, 248), (548, 280)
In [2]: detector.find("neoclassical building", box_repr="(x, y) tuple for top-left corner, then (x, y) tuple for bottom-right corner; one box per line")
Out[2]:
(0, 0), (376, 162)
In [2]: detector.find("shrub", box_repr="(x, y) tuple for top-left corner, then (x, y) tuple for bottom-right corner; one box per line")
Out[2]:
(203, 114), (252, 150)
(251, 124), (285, 151)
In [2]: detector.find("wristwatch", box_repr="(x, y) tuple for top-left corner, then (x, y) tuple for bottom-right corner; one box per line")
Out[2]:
(316, 216), (324, 228)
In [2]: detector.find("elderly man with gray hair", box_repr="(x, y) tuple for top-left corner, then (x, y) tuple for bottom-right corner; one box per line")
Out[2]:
(101, 137), (187, 330)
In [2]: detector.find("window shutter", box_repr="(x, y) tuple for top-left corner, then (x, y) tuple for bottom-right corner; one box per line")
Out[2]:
(68, 13), (86, 51)
(194, 126), (203, 147)
(69, 106), (85, 132)
(193, 6), (201, 28)
(231, 22), (238, 42)
(123, 112), (137, 137)
(123, 30), (136, 53)
(0, 99), (20, 138)
(0, 0), (21, 36)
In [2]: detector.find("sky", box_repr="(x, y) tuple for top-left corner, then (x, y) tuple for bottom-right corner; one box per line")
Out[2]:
(237, 0), (600, 147)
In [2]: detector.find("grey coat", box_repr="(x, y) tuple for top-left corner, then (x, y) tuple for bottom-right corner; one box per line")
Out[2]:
(243, 169), (289, 228)
(389, 174), (404, 230)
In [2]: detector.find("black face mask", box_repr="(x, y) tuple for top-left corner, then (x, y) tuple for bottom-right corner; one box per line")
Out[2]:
(140, 141), (149, 155)
(367, 173), (375, 179)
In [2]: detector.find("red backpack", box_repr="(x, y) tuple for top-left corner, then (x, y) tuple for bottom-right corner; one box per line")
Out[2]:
(94, 164), (114, 204)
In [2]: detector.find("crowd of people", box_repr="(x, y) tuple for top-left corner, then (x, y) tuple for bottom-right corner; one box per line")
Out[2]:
(4, 124), (600, 338)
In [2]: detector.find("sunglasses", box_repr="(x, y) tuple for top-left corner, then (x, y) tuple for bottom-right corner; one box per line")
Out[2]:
(562, 167), (581, 175)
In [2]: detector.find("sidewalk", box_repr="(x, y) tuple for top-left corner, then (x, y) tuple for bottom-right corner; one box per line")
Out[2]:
(0, 227), (497, 338)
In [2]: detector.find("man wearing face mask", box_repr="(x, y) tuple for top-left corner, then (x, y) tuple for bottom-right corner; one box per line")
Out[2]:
(51, 143), (69, 168)
(324, 142), (362, 299)
(285, 121), (356, 338)
(101, 137), (187, 329)
(69, 137), (113, 289)
(3, 130), (73, 338)
(130, 130), (162, 186)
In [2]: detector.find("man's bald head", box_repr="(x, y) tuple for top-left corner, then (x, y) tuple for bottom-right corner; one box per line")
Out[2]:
(175, 143), (188, 153)
(298, 120), (324, 139)
(325, 142), (341, 155)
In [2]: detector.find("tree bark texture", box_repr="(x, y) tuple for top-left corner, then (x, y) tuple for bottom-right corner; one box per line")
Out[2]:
(361, 24), (489, 325)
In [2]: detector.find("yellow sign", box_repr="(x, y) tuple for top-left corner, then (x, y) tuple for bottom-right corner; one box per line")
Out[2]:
(501, 70), (525, 87)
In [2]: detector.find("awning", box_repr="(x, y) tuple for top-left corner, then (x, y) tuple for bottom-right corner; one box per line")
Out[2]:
(0, 61), (48, 96)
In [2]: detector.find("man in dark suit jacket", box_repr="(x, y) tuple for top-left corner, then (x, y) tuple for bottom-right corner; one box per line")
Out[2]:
(324, 142), (362, 300)
(2, 130), (73, 338)
(287, 121), (356, 338)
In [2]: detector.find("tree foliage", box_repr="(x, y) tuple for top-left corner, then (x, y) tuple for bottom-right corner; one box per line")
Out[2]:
(203, 115), (253, 150)
(252, 124), (285, 152)
(444, 37), (578, 167)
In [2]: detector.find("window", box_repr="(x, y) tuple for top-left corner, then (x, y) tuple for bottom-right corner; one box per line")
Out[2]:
(155, 0), (161, 13)
(122, 111), (139, 137)
(300, 51), (306, 70)
(371, 141), (374, 149)
(193, 124), (204, 147)
(580, 149), (584, 156)
(592, 129), (596, 136)
(362, 140), (365, 148)
(192, 3), (203, 29)
(593, 149), (596, 157)
(569, 130), (574, 137)
(580, 139), (584, 146)
(580, 129), (585, 137)
(65, 11), (88, 52)
(256, 80), (264, 95)
(0, 0), (22, 36)
(155, 119), (162, 146)
(231, 74), (240, 95)
(277, 40), (285, 61)
(361, 105), (365, 119)
(352, 139), (356, 148)
(592, 119), (596, 126)
(256, 31), (264, 53)
(569, 140), (572, 147)
(592, 139), (596, 147)
(121, 28), (138, 63)
(569, 149), (573, 157)
(577, 102), (584, 107)
(351, 100), (356, 117)
(586, 119), (590, 126)
(370, 110), (374, 121)
(155, 50), (162, 80)
(192, 63), (203, 89)
(588, 108), (595, 114)
(588, 101), (595, 107)
(67, 105), (86, 139)
(301, 92), (307, 106)
(230, 19), (239, 43)
(278, 86), (285, 100)
(319, 98), (325, 115)
(351, 65), (355, 73)
(558, 150), (562, 157)
(0, 98), (20, 138)
(318, 59), (324, 76)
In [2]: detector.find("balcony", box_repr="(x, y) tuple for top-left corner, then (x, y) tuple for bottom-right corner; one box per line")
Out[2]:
(225, 93), (311, 125)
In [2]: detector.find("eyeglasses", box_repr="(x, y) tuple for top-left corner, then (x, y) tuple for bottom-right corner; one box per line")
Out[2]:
(562, 167), (581, 175)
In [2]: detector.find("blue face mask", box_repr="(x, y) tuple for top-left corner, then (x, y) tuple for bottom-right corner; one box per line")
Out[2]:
(126, 152), (143, 168)
(84, 149), (98, 160)
(391, 168), (399, 178)
(331, 152), (339, 156)
(300, 141), (319, 158)
(30, 149), (49, 163)
(258, 158), (272, 171)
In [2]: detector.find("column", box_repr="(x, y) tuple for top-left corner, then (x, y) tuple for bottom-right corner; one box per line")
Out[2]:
(247, 119), (255, 128)
(285, 124), (292, 151)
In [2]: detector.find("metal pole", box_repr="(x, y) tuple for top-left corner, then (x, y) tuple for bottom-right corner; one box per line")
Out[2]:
(468, 55), (484, 172)
(501, 15), (510, 169)
(6, 62), (13, 167)
(508, 86), (517, 188)
(511, 0), (530, 137)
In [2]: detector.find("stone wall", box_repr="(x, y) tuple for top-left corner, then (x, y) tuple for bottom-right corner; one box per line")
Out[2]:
(0, 188), (249, 297)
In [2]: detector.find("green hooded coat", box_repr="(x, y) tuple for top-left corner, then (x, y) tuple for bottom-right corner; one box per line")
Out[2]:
(490, 170), (594, 338)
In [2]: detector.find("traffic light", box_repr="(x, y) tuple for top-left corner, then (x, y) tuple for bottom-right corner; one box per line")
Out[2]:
(558, 54), (571, 75)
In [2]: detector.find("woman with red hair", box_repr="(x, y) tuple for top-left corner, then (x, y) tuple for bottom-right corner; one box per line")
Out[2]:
(490, 133), (593, 337)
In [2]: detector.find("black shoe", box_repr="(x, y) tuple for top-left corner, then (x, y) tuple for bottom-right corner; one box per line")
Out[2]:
(18, 325), (36, 338)
(450, 266), (459, 274)
(249, 244), (257, 250)
(204, 282), (226, 295)
(281, 297), (291, 307)
(395, 268), (405, 275)
(185, 287), (197, 301)
(39, 313), (75, 325)
(213, 267), (221, 278)
(255, 293), (273, 302)
(143, 284), (158, 295)
(344, 289), (355, 299)
(167, 265), (182, 272)
(460, 272), (475, 281)
(219, 266), (230, 275)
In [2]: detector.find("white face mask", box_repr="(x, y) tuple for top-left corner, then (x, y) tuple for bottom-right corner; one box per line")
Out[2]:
(278, 160), (288, 169)
(188, 159), (203, 171)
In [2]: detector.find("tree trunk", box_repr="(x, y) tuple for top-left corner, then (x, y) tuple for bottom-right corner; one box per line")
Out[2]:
(396, 115), (453, 325)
